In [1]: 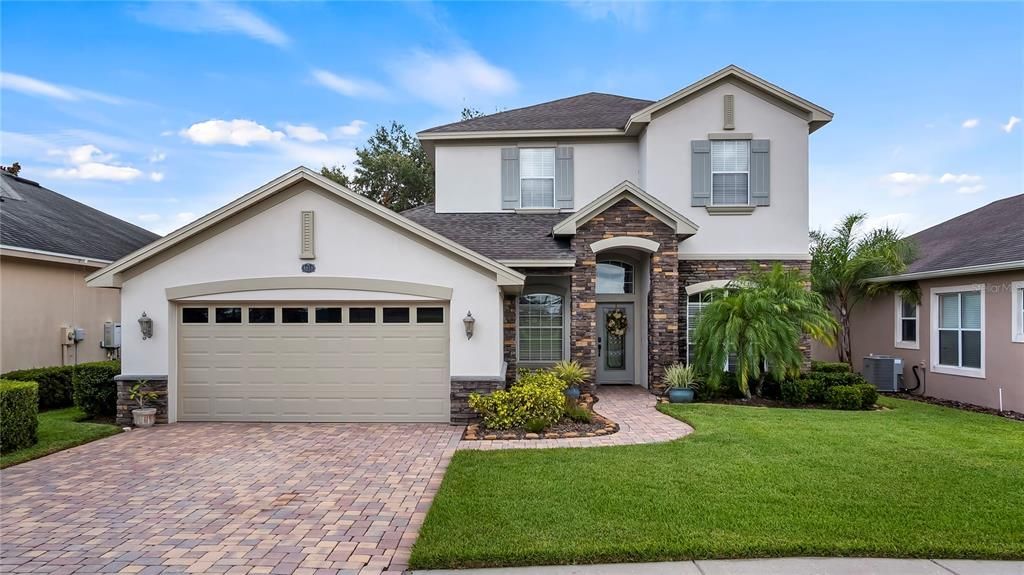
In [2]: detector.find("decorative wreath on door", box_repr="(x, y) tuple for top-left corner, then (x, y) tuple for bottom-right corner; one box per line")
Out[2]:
(606, 309), (628, 337)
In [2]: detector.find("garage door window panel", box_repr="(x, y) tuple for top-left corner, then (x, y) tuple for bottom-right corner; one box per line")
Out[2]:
(182, 307), (209, 323)
(383, 307), (410, 323)
(315, 307), (343, 323)
(248, 307), (275, 324)
(215, 307), (242, 323)
(350, 307), (376, 323)
(282, 307), (309, 323)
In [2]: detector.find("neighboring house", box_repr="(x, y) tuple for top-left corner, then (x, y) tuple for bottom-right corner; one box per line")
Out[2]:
(814, 194), (1024, 413)
(1, 171), (160, 372)
(86, 65), (833, 425)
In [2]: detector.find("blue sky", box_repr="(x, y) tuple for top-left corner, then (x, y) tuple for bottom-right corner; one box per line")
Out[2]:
(1, 1), (1021, 236)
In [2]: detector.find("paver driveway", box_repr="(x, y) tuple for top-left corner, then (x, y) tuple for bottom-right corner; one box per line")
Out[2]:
(1, 422), (463, 575)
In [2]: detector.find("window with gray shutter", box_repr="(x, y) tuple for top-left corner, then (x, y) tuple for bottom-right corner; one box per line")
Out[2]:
(501, 147), (520, 209)
(519, 148), (556, 208)
(711, 140), (749, 205)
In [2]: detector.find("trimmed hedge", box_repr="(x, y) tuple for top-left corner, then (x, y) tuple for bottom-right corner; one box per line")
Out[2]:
(780, 379), (810, 404)
(854, 383), (879, 409)
(1, 365), (74, 410)
(72, 361), (120, 418)
(1, 380), (39, 453)
(810, 361), (852, 374)
(825, 385), (864, 410)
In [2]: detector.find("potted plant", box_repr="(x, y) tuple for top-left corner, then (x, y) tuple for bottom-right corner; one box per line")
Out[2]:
(129, 381), (159, 427)
(664, 363), (699, 403)
(551, 360), (587, 400)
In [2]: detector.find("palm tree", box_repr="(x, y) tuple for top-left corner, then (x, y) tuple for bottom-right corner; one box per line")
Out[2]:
(810, 213), (916, 365)
(693, 263), (837, 398)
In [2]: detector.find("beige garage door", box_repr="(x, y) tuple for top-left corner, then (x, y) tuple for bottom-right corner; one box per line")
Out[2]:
(177, 303), (449, 422)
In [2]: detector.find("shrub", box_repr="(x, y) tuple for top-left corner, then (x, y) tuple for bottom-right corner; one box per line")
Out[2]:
(811, 361), (852, 374)
(720, 373), (747, 399)
(825, 385), (863, 410)
(814, 370), (868, 389)
(855, 383), (879, 409)
(564, 402), (592, 423)
(1, 365), (74, 410)
(780, 379), (810, 404)
(551, 360), (587, 389)
(805, 377), (829, 403)
(664, 363), (699, 390)
(72, 361), (121, 418)
(1, 380), (39, 453)
(525, 418), (548, 433)
(469, 370), (566, 429)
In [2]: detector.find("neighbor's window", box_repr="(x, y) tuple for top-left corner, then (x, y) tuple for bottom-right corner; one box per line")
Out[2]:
(182, 307), (209, 324)
(215, 307), (242, 324)
(1012, 281), (1024, 343)
(282, 307), (309, 324)
(315, 307), (342, 323)
(349, 307), (376, 323)
(711, 140), (749, 205)
(895, 295), (918, 348)
(597, 261), (634, 294)
(248, 307), (275, 324)
(937, 291), (982, 369)
(518, 293), (563, 362)
(519, 148), (555, 208)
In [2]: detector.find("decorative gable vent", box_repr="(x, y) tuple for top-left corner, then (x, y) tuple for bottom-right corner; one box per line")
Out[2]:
(723, 94), (735, 130)
(300, 210), (315, 259)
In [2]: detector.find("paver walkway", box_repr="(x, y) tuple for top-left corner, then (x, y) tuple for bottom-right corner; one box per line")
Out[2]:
(1, 422), (463, 575)
(458, 385), (693, 450)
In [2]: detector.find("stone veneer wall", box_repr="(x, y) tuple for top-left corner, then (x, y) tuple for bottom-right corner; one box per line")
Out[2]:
(502, 294), (518, 387)
(677, 259), (814, 370)
(115, 376), (168, 426)
(571, 199), (681, 393)
(451, 377), (503, 425)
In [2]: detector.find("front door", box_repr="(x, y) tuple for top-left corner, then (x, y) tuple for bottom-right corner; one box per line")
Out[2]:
(596, 303), (634, 385)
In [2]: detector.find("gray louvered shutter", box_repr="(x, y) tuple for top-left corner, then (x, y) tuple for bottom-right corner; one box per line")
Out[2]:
(691, 140), (712, 207)
(501, 147), (520, 209)
(750, 139), (770, 206)
(554, 146), (574, 209)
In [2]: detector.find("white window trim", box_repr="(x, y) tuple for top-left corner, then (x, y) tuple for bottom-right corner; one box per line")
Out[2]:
(929, 283), (985, 379)
(519, 147), (556, 209)
(894, 293), (919, 350)
(516, 288), (567, 364)
(1012, 281), (1024, 344)
(710, 140), (750, 206)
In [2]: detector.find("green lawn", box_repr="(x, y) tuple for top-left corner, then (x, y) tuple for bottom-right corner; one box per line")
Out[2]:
(411, 398), (1024, 569)
(0, 407), (121, 469)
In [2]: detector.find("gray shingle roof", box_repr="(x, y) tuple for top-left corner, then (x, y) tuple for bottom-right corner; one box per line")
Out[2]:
(420, 92), (653, 134)
(905, 193), (1024, 274)
(0, 172), (160, 261)
(403, 204), (573, 261)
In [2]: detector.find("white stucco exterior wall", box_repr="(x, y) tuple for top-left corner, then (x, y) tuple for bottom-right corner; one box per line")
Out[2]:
(434, 141), (639, 212)
(119, 187), (505, 383)
(642, 80), (811, 258)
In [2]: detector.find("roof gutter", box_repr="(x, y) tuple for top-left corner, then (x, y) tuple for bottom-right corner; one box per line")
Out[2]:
(1, 245), (112, 268)
(866, 260), (1024, 283)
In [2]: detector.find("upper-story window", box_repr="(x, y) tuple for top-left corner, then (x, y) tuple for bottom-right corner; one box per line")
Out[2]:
(519, 148), (555, 208)
(711, 140), (749, 205)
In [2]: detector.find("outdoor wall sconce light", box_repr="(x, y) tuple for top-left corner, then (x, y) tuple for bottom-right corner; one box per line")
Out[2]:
(463, 311), (476, 340)
(138, 312), (153, 340)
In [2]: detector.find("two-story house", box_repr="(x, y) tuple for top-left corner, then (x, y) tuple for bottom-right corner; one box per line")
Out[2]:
(87, 65), (832, 425)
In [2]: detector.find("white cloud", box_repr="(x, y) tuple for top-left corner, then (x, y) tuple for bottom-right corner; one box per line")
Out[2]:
(57, 144), (115, 165)
(1002, 115), (1021, 133)
(311, 69), (390, 100)
(137, 213), (162, 223)
(180, 119), (285, 146)
(52, 163), (143, 182)
(0, 72), (123, 104)
(331, 120), (367, 138)
(148, 151), (166, 163)
(149, 172), (165, 182)
(938, 173), (982, 185)
(283, 123), (327, 143)
(389, 49), (517, 108)
(961, 118), (979, 128)
(956, 185), (985, 195)
(567, 0), (650, 29)
(133, 2), (289, 47)
(882, 172), (931, 185)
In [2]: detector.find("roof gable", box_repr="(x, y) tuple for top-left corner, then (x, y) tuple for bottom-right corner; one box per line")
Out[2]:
(0, 173), (160, 261)
(625, 65), (833, 135)
(552, 180), (699, 237)
(85, 167), (525, 288)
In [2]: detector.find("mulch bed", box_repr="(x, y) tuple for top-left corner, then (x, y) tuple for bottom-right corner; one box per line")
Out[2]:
(667, 397), (886, 411)
(462, 393), (619, 440)
(892, 393), (1024, 421)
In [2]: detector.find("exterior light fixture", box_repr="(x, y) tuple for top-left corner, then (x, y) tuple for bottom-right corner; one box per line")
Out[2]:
(138, 312), (154, 340)
(463, 311), (476, 340)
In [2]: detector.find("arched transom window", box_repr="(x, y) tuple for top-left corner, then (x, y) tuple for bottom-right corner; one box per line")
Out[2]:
(597, 261), (634, 294)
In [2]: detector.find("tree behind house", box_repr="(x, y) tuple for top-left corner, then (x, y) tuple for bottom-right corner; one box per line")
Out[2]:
(321, 121), (434, 212)
(810, 213), (916, 365)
